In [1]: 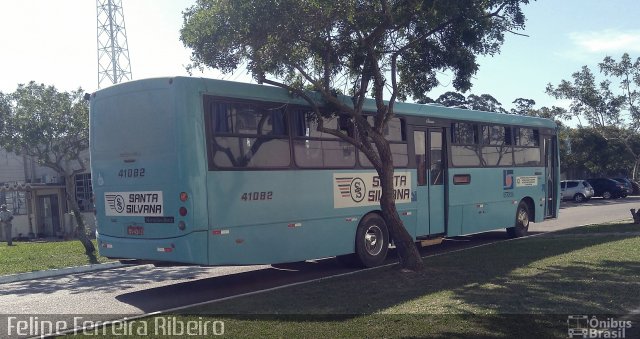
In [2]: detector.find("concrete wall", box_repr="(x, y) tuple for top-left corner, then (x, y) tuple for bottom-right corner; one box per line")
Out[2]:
(1, 211), (97, 241)
(1, 147), (95, 241)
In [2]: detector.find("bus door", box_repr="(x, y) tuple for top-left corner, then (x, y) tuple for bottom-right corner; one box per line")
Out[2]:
(543, 135), (558, 218)
(414, 128), (446, 236)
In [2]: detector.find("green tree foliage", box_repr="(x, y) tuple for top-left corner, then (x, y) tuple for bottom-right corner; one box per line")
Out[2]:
(547, 53), (640, 178)
(546, 66), (625, 128)
(600, 53), (640, 130)
(0, 82), (96, 260)
(562, 127), (637, 177)
(434, 92), (507, 113)
(181, 0), (530, 270)
(511, 98), (536, 115)
(435, 91), (467, 108)
(510, 98), (568, 126)
(467, 93), (506, 112)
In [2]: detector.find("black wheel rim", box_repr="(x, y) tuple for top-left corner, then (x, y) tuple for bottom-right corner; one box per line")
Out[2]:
(364, 224), (384, 256)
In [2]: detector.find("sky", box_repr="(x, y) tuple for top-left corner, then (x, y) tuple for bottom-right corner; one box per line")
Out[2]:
(0, 0), (639, 112)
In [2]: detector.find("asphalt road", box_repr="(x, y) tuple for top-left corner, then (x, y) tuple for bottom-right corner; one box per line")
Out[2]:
(1, 196), (638, 320)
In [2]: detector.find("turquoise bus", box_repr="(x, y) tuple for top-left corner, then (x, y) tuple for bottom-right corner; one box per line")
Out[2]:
(89, 77), (559, 267)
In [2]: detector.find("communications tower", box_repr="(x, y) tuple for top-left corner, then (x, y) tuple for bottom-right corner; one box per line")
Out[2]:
(96, 0), (132, 88)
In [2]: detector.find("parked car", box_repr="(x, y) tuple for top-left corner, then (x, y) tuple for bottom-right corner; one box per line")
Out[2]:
(631, 180), (640, 195)
(560, 180), (594, 203)
(612, 178), (634, 196)
(585, 178), (627, 199)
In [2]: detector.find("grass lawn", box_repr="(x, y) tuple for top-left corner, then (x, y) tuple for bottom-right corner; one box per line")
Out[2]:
(158, 222), (640, 337)
(66, 221), (640, 338)
(0, 240), (112, 275)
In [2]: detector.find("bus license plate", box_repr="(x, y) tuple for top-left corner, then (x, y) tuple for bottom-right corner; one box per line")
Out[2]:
(127, 225), (144, 235)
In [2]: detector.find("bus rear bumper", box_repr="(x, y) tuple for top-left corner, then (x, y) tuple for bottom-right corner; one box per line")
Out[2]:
(97, 231), (209, 265)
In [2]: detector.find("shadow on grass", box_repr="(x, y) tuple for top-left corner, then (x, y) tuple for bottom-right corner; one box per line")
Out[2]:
(111, 231), (513, 312)
(164, 234), (640, 337)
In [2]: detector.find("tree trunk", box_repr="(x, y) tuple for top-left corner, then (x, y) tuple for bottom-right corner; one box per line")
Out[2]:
(372, 134), (423, 271)
(64, 175), (97, 262)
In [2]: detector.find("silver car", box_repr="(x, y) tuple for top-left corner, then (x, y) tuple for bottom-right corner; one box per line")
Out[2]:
(561, 180), (594, 203)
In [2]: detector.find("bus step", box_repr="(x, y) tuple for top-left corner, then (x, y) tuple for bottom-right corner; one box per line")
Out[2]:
(420, 237), (444, 247)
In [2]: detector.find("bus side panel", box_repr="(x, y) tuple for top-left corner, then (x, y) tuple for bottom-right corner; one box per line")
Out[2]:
(208, 217), (356, 265)
(206, 170), (355, 264)
(448, 167), (545, 235)
(208, 209), (417, 265)
(511, 167), (547, 223)
(446, 205), (463, 237)
(205, 170), (418, 265)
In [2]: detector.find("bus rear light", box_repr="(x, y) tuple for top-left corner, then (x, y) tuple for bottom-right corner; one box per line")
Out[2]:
(178, 221), (186, 230)
(179, 207), (188, 216)
(212, 229), (230, 235)
(180, 192), (188, 202)
(157, 247), (173, 253)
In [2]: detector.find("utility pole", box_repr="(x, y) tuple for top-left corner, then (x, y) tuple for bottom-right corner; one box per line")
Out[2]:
(96, 0), (132, 88)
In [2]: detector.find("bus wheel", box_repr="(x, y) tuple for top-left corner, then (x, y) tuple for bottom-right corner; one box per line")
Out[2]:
(507, 201), (530, 238)
(354, 213), (389, 268)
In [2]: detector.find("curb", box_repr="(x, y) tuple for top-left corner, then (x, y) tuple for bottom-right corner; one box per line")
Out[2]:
(0, 261), (126, 285)
(0, 220), (630, 286)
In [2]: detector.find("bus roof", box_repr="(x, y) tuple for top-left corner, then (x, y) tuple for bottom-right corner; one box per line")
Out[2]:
(97, 76), (557, 130)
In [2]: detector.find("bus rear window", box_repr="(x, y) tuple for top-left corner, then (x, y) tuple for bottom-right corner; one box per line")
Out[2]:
(91, 89), (174, 154)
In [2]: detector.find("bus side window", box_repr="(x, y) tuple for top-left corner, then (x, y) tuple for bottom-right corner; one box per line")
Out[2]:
(208, 99), (291, 169)
(480, 125), (513, 166)
(291, 110), (356, 168)
(450, 122), (481, 167)
(414, 131), (427, 186)
(360, 116), (408, 168)
(513, 127), (541, 166)
(430, 130), (444, 185)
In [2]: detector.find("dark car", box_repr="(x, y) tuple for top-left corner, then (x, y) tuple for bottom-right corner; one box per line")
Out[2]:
(631, 180), (640, 195)
(585, 178), (627, 199)
(612, 178), (633, 196)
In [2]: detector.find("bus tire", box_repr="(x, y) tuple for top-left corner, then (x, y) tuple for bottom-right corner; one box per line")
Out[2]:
(507, 201), (530, 238)
(354, 213), (389, 268)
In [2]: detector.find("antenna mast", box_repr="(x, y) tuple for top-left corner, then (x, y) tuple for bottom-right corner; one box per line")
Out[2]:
(96, 0), (132, 88)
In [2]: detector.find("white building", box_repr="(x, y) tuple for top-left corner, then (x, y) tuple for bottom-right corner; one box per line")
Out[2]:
(0, 148), (95, 241)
